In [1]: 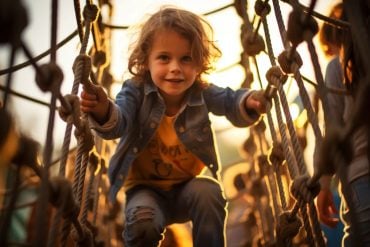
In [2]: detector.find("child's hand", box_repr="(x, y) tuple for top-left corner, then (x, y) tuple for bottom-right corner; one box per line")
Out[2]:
(316, 188), (339, 228)
(80, 84), (110, 124)
(245, 90), (270, 114)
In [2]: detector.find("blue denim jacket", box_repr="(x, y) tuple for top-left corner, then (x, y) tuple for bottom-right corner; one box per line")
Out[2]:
(90, 79), (260, 201)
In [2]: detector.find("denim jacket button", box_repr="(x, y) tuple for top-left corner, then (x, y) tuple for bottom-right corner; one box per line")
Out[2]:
(133, 147), (139, 153)
(179, 126), (185, 133)
(209, 164), (214, 168)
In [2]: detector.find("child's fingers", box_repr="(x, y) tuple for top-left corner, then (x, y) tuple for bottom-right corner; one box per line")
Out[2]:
(248, 90), (270, 113)
(250, 99), (261, 110)
(80, 99), (98, 108)
(81, 90), (98, 100)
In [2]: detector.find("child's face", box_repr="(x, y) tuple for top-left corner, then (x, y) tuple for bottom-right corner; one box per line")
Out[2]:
(148, 29), (199, 103)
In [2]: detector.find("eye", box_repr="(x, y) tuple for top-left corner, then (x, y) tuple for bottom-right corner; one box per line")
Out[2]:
(182, 55), (193, 63)
(157, 54), (169, 62)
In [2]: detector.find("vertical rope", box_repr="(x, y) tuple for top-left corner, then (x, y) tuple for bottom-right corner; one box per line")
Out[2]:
(2, 47), (16, 109)
(270, 1), (327, 245)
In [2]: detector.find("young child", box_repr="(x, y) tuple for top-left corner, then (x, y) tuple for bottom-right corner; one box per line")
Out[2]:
(80, 6), (269, 247)
(316, 2), (370, 246)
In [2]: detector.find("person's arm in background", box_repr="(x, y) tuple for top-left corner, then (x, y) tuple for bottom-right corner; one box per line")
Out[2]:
(316, 57), (344, 228)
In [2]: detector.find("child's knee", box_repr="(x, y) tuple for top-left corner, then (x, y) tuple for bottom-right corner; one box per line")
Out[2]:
(123, 206), (164, 246)
(188, 179), (226, 205)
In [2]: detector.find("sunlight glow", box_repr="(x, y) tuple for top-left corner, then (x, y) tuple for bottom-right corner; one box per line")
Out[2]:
(289, 102), (301, 122)
(295, 109), (308, 129)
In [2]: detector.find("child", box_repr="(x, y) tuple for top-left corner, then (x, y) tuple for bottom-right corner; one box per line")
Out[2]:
(316, 2), (370, 246)
(80, 6), (269, 247)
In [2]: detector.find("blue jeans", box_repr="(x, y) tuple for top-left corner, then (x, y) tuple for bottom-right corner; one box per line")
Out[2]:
(340, 175), (370, 247)
(123, 177), (227, 247)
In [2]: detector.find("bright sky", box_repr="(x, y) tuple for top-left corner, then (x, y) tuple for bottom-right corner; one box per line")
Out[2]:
(0, 0), (339, 176)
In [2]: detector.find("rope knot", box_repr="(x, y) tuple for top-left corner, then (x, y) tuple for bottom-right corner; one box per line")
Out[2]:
(242, 31), (265, 56)
(89, 152), (99, 174)
(0, 0), (28, 46)
(83, 4), (99, 23)
(92, 50), (107, 68)
(276, 212), (302, 244)
(71, 224), (93, 247)
(73, 54), (92, 83)
(287, 8), (318, 46)
(58, 94), (80, 125)
(277, 49), (303, 74)
(35, 63), (64, 93)
(265, 66), (287, 95)
(74, 120), (94, 153)
(268, 141), (285, 165)
(49, 176), (79, 219)
(290, 174), (320, 203)
(254, 0), (271, 18)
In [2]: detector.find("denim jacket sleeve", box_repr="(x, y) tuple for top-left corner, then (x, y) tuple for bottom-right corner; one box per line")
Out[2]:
(203, 84), (260, 127)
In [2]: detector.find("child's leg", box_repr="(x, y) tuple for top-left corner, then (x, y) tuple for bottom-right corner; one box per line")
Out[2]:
(175, 177), (227, 247)
(123, 188), (166, 247)
(341, 175), (370, 247)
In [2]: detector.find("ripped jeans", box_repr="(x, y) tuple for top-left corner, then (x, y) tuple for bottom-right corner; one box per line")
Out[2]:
(340, 175), (370, 246)
(123, 177), (227, 247)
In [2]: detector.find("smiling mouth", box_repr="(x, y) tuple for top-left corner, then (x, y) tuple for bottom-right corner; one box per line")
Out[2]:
(166, 79), (183, 83)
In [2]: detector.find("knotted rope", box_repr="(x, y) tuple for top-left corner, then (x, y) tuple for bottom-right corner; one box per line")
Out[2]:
(276, 212), (302, 246)
(52, 3), (100, 246)
(258, 1), (327, 243)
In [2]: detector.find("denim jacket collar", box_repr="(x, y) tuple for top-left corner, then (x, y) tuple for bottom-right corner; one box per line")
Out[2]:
(143, 79), (205, 107)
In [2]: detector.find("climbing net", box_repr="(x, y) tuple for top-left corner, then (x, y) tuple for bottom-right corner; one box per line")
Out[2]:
(0, 0), (369, 246)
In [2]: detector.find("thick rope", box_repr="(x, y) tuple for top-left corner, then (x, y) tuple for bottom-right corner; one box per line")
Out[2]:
(270, 1), (327, 245)
(80, 153), (99, 225)
(53, 3), (99, 246)
(0, 30), (78, 76)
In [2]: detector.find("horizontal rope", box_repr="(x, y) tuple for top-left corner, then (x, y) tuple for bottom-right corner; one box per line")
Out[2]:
(102, 3), (234, 30)
(0, 84), (50, 106)
(0, 30), (78, 76)
(298, 2), (350, 28)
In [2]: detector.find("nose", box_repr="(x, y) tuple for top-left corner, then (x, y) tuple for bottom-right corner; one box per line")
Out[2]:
(169, 60), (181, 73)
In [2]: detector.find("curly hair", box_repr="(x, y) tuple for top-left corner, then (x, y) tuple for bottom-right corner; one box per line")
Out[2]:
(340, 1), (370, 95)
(128, 7), (221, 85)
(319, 3), (344, 57)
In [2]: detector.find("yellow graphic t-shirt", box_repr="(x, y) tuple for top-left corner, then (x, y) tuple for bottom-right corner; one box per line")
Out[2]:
(124, 115), (206, 191)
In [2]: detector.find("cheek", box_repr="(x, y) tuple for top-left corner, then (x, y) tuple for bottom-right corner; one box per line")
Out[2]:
(150, 64), (166, 74)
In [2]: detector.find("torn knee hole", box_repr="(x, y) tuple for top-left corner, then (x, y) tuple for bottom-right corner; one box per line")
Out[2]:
(127, 206), (155, 222)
